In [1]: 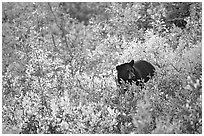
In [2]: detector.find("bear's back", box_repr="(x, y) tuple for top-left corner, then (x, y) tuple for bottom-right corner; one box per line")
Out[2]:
(133, 60), (155, 82)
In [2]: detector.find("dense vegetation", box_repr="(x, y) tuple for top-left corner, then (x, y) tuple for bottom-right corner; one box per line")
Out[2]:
(2, 2), (202, 134)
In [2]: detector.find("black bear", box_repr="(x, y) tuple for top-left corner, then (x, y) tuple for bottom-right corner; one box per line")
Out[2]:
(116, 60), (155, 87)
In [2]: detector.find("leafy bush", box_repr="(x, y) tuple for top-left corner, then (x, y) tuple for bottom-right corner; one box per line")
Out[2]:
(2, 2), (202, 134)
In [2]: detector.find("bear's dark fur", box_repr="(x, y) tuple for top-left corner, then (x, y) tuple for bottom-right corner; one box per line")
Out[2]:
(116, 60), (155, 86)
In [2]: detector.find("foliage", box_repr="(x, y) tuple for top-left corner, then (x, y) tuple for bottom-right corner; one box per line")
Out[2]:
(2, 2), (202, 134)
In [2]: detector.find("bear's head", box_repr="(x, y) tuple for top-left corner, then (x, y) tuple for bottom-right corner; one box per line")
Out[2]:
(116, 60), (136, 84)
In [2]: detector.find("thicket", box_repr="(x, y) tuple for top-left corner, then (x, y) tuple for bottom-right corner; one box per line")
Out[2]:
(2, 2), (202, 134)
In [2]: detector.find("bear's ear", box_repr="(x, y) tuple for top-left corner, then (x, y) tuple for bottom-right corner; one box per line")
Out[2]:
(129, 60), (134, 66)
(116, 65), (120, 71)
